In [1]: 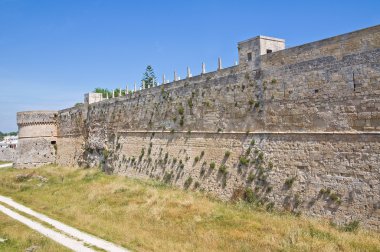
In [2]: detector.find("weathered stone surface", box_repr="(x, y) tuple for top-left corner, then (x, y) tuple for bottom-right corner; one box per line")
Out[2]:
(0, 148), (16, 162)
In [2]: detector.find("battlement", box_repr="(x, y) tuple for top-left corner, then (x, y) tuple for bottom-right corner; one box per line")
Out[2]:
(17, 111), (58, 126)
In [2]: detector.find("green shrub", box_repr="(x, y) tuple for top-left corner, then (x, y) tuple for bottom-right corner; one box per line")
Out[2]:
(184, 176), (193, 189)
(209, 162), (216, 169)
(245, 147), (251, 156)
(179, 117), (184, 127)
(239, 156), (250, 166)
(200, 150), (205, 158)
(271, 79), (277, 84)
(244, 188), (256, 203)
(266, 202), (275, 211)
(219, 164), (228, 175)
(194, 181), (200, 189)
(194, 156), (200, 163)
(224, 151), (231, 158)
(247, 172), (255, 182)
(178, 106), (184, 115)
(268, 161), (273, 169)
(187, 98), (193, 109)
(342, 221), (360, 232)
(102, 149), (109, 159)
(250, 140), (255, 146)
(163, 172), (173, 184)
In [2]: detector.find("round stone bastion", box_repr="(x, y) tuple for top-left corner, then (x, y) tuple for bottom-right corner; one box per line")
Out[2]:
(14, 111), (58, 168)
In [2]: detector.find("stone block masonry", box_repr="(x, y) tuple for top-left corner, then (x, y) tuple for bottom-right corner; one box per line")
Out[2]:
(16, 25), (380, 229)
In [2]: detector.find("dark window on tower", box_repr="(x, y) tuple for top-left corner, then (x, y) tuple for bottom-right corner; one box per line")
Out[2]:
(266, 49), (273, 54)
(247, 52), (252, 61)
(51, 141), (56, 144)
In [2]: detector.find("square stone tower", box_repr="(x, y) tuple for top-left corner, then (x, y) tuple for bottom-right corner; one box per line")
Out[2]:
(84, 93), (103, 104)
(238, 36), (285, 67)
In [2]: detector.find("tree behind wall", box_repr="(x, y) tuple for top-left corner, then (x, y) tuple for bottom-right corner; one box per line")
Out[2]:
(142, 65), (157, 89)
(94, 88), (125, 98)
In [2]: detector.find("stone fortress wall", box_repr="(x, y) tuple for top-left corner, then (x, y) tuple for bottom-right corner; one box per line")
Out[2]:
(0, 148), (16, 162)
(17, 25), (380, 229)
(14, 111), (58, 168)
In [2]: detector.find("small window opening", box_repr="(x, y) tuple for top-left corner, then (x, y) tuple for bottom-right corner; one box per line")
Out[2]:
(353, 73), (356, 91)
(266, 49), (273, 54)
(51, 141), (56, 144)
(247, 52), (252, 61)
(314, 89), (319, 94)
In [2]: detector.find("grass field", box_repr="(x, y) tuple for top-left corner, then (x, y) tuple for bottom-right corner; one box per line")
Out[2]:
(0, 161), (12, 165)
(0, 165), (379, 251)
(0, 212), (69, 251)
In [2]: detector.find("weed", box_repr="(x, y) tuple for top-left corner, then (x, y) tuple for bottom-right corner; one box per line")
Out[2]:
(266, 202), (275, 211)
(209, 162), (216, 169)
(244, 188), (256, 203)
(239, 156), (250, 166)
(178, 106), (184, 115)
(194, 181), (200, 189)
(284, 176), (296, 188)
(184, 176), (193, 189)
(188, 98), (193, 109)
(219, 164), (228, 175)
(224, 151), (231, 158)
(247, 171), (255, 183)
(342, 221), (360, 232)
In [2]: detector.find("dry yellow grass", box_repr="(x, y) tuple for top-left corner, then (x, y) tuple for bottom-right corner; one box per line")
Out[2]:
(0, 165), (379, 251)
(0, 212), (69, 251)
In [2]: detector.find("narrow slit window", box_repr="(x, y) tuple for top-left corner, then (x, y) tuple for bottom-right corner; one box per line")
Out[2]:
(266, 49), (273, 54)
(247, 52), (252, 61)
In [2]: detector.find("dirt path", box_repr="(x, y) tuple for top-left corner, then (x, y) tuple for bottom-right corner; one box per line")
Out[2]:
(0, 163), (12, 168)
(0, 195), (129, 252)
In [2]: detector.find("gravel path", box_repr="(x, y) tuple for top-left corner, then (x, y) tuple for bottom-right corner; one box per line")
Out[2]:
(0, 195), (129, 252)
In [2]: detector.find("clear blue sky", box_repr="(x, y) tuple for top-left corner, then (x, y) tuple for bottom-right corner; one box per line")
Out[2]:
(0, 0), (379, 132)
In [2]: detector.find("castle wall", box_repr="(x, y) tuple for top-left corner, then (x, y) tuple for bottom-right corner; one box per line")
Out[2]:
(0, 148), (16, 162)
(51, 25), (380, 229)
(105, 132), (380, 229)
(55, 106), (86, 167)
(14, 111), (58, 168)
